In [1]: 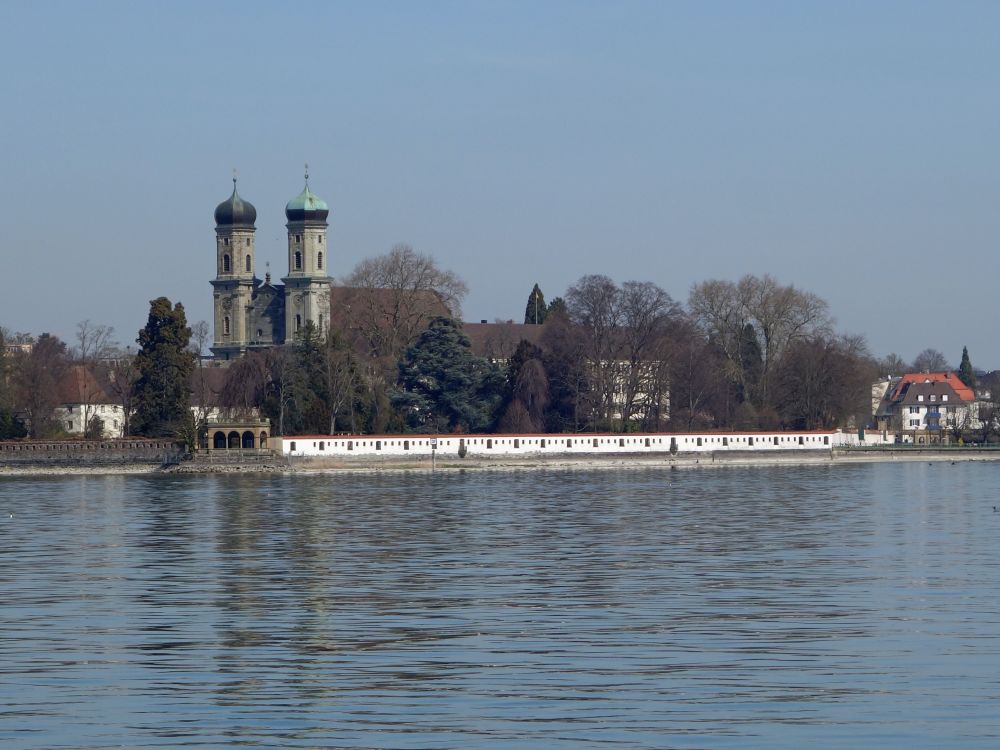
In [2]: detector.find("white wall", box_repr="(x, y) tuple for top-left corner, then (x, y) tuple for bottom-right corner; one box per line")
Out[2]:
(282, 429), (894, 458)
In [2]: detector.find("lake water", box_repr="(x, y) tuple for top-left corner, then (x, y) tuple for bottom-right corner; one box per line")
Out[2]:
(2, 462), (999, 749)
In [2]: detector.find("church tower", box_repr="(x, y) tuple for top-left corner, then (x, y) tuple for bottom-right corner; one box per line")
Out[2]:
(282, 167), (332, 341)
(210, 176), (258, 360)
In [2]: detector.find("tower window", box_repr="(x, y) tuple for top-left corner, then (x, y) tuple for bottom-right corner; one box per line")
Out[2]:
(296, 235), (301, 244)
(318, 313), (324, 332)
(245, 254), (251, 272)
(257, 329), (263, 339)
(295, 314), (302, 332)
(317, 251), (323, 269)
(246, 238), (250, 246)
(318, 235), (322, 244)
(294, 251), (302, 270)
(223, 254), (231, 273)
(224, 237), (229, 246)
(223, 316), (231, 335)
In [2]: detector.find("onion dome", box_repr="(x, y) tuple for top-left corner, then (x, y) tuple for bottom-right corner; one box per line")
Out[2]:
(285, 166), (329, 223)
(214, 177), (257, 227)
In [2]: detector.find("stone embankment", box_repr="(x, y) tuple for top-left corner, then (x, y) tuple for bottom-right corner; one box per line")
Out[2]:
(0, 439), (184, 475)
(0, 440), (287, 475)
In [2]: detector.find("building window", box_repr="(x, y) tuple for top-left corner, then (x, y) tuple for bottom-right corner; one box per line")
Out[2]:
(224, 237), (229, 246)
(257, 329), (263, 338)
(930, 394), (937, 402)
(317, 251), (323, 269)
(295, 314), (302, 331)
(296, 235), (301, 244)
(223, 254), (231, 273)
(917, 395), (924, 402)
(294, 251), (302, 270)
(942, 395), (949, 402)
(245, 254), (251, 272)
(318, 235), (323, 244)
(67, 421), (73, 431)
(223, 316), (231, 335)
(909, 419), (919, 427)
(246, 238), (250, 246)
(909, 406), (919, 414)
(318, 313), (324, 332)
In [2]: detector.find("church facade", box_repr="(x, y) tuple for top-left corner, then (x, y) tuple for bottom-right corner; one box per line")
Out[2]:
(210, 173), (332, 360)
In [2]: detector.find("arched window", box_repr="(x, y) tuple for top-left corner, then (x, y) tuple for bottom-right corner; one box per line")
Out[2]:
(294, 251), (302, 270)
(317, 251), (323, 269)
(223, 316), (231, 335)
(223, 254), (231, 273)
(295, 314), (302, 332)
(245, 254), (251, 272)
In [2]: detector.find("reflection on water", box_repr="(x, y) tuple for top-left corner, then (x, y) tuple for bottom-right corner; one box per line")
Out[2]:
(2, 464), (1000, 748)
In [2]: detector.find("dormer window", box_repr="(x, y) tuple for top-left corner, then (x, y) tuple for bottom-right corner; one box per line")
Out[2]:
(917, 395), (924, 402)
(930, 394), (936, 402)
(942, 395), (949, 402)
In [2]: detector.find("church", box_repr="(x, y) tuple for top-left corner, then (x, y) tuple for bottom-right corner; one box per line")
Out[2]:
(210, 171), (332, 360)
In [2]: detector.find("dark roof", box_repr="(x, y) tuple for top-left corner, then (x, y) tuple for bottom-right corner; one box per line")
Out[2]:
(214, 181), (257, 227)
(189, 366), (228, 408)
(897, 380), (965, 405)
(57, 365), (116, 405)
(462, 322), (544, 360)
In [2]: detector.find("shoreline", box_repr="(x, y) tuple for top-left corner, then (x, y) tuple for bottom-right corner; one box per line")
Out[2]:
(2, 448), (999, 477)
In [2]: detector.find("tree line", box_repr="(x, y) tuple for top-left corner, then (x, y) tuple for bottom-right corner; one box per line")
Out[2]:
(1, 244), (993, 442)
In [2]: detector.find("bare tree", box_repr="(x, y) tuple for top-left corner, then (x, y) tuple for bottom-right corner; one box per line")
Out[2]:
(106, 347), (139, 437)
(12, 334), (70, 438)
(912, 348), (948, 373)
(74, 320), (115, 432)
(877, 352), (910, 378)
(689, 274), (832, 410)
(188, 321), (214, 430)
(565, 275), (679, 429)
(339, 243), (467, 361)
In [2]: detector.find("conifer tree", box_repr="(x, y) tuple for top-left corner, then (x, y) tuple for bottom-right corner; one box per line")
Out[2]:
(958, 346), (977, 389)
(133, 297), (195, 439)
(393, 317), (502, 433)
(524, 283), (548, 325)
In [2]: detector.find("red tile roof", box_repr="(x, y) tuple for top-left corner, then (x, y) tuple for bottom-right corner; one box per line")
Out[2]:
(889, 372), (975, 402)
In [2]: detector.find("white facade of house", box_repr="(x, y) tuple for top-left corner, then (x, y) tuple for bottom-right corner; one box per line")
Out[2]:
(55, 404), (223, 439)
(283, 429), (893, 458)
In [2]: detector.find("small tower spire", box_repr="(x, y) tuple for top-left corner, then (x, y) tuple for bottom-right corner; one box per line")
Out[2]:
(232, 167), (238, 189)
(304, 162), (309, 186)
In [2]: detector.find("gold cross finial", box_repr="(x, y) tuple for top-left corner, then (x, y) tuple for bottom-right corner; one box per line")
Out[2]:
(232, 167), (238, 187)
(304, 162), (309, 184)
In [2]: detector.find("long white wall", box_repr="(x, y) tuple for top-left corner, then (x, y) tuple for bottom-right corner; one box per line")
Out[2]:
(282, 429), (894, 458)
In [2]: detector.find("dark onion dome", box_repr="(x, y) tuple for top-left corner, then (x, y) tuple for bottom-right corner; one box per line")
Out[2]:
(214, 178), (257, 227)
(285, 169), (329, 223)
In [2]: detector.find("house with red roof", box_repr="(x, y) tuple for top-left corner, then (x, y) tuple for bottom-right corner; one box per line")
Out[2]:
(875, 371), (977, 443)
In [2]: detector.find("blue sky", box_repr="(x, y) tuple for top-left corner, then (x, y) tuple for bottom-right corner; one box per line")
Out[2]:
(2, 1), (998, 366)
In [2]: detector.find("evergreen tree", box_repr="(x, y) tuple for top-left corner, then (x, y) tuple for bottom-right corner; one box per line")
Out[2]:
(133, 297), (195, 439)
(393, 317), (503, 433)
(547, 297), (567, 319)
(288, 321), (329, 434)
(523, 283), (548, 325)
(958, 346), (977, 389)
